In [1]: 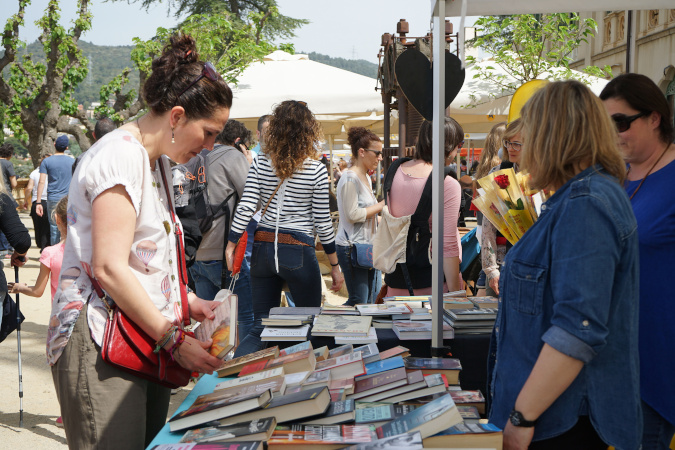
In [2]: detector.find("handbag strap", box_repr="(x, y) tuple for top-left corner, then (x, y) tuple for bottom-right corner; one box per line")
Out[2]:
(260, 182), (281, 219)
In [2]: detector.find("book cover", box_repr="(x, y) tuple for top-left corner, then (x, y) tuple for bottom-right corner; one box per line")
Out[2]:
(194, 293), (238, 359)
(448, 390), (486, 414)
(355, 403), (421, 425)
(304, 369), (331, 386)
(213, 367), (286, 394)
(378, 346), (410, 360)
(468, 296), (499, 309)
(422, 421), (502, 449)
(335, 327), (378, 345)
(261, 324), (310, 341)
(279, 341), (313, 356)
(403, 357), (462, 371)
(356, 304), (413, 316)
(457, 405), (481, 419)
(447, 308), (498, 320)
(391, 321), (454, 340)
(300, 399), (356, 425)
(284, 371), (311, 387)
(342, 431), (423, 449)
(351, 367), (408, 397)
(353, 343), (380, 364)
(441, 297), (475, 310)
(320, 305), (361, 315)
(168, 388), (272, 432)
(355, 371), (426, 403)
(314, 352), (365, 379)
(216, 346), (279, 377)
(269, 306), (321, 316)
(328, 344), (354, 359)
(313, 345), (330, 361)
(360, 356), (405, 377)
(151, 442), (263, 450)
(375, 394), (462, 439)
(179, 417), (277, 443)
(312, 315), (373, 336)
(239, 348), (315, 376)
(268, 424), (377, 448)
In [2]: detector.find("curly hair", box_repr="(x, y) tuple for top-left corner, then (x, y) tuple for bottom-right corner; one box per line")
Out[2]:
(347, 127), (380, 162)
(216, 119), (252, 146)
(264, 101), (324, 180)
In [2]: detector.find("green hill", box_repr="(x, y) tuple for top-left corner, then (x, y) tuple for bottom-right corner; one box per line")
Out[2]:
(305, 52), (377, 78)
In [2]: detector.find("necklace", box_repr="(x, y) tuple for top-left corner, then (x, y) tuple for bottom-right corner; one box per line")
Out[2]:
(627, 143), (671, 200)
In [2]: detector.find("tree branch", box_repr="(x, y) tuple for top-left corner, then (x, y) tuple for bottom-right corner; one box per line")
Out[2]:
(57, 115), (92, 152)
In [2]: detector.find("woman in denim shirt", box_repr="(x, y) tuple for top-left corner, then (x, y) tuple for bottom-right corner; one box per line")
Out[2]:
(488, 81), (641, 450)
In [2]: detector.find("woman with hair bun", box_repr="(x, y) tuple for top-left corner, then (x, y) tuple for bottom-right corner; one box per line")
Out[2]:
(49, 34), (232, 449)
(335, 127), (384, 305)
(227, 100), (344, 357)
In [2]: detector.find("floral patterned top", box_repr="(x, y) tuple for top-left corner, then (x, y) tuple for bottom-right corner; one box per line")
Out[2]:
(46, 129), (184, 365)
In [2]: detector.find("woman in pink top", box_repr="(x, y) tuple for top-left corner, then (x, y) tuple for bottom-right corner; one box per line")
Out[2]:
(385, 118), (463, 296)
(10, 195), (68, 301)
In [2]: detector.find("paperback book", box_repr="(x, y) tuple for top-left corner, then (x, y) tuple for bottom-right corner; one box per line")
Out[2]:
(335, 327), (377, 345)
(375, 394), (462, 439)
(392, 321), (454, 340)
(261, 324), (310, 341)
(300, 399), (356, 425)
(312, 315), (373, 336)
(238, 348), (316, 376)
(342, 431), (423, 449)
(403, 357), (462, 385)
(216, 346), (280, 377)
(179, 417), (277, 443)
(194, 293), (238, 359)
(268, 424), (378, 449)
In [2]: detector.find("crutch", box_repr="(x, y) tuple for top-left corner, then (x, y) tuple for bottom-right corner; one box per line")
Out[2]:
(14, 259), (25, 427)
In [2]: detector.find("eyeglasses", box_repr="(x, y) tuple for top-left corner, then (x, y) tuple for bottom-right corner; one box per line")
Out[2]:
(612, 111), (647, 133)
(174, 62), (219, 105)
(365, 149), (383, 157)
(503, 140), (523, 151)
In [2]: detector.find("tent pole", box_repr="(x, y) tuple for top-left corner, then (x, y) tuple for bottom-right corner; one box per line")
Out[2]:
(431, 0), (446, 356)
(329, 135), (335, 193)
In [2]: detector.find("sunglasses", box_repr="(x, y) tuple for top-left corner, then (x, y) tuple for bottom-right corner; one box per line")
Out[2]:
(175, 62), (219, 105)
(503, 140), (523, 151)
(292, 100), (308, 108)
(365, 149), (383, 157)
(612, 112), (647, 133)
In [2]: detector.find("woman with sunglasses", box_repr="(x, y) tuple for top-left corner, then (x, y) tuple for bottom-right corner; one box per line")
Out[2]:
(601, 73), (675, 450)
(226, 100), (344, 357)
(48, 34), (232, 449)
(384, 118), (463, 296)
(480, 119), (522, 296)
(335, 127), (385, 305)
(489, 80), (640, 450)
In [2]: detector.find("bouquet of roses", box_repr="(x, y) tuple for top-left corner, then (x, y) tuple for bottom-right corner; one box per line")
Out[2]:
(473, 168), (541, 244)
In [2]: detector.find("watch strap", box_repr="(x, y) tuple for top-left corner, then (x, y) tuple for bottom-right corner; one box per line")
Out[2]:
(509, 409), (537, 427)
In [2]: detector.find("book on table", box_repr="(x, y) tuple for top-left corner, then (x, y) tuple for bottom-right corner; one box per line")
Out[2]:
(179, 417), (277, 443)
(392, 320), (454, 340)
(341, 431), (424, 449)
(267, 424), (378, 449)
(279, 341), (313, 356)
(375, 393), (463, 439)
(313, 345), (330, 361)
(151, 442), (263, 450)
(194, 292), (238, 359)
(354, 402), (421, 428)
(441, 296), (477, 310)
(314, 351), (366, 379)
(328, 344), (354, 359)
(446, 308), (498, 321)
(448, 389), (486, 414)
(218, 386), (331, 425)
(168, 386), (272, 432)
(469, 296), (499, 309)
(299, 399), (356, 425)
(353, 343), (380, 364)
(262, 314), (313, 327)
(299, 368), (332, 391)
(312, 314), (373, 336)
(372, 319), (393, 329)
(335, 327), (377, 345)
(457, 405), (481, 419)
(261, 324), (310, 341)
(354, 370), (426, 403)
(238, 348), (316, 376)
(348, 367), (409, 400)
(320, 305), (361, 315)
(392, 308), (431, 321)
(422, 421), (503, 448)
(355, 303), (413, 316)
(359, 355), (405, 377)
(374, 373), (448, 404)
(216, 346), (280, 377)
(378, 346), (410, 360)
(403, 357), (462, 385)
(213, 367), (286, 395)
(269, 306), (321, 316)
(284, 371), (312, 388)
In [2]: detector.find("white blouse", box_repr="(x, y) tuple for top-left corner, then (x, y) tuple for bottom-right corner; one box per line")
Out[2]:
(335, 170), (378, 246)
(46, 129), (184, 365)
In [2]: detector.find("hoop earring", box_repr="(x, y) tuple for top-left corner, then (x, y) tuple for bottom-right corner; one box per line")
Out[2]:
(171, 128), (175, 144)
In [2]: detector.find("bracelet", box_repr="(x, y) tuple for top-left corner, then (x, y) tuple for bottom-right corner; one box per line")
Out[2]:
(168, 329), (187, 361)
(154, 325), (178, 354)
(330, 262), (339, 267)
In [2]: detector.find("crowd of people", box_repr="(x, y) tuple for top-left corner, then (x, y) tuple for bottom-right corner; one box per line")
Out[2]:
(0, 31), (672, 450)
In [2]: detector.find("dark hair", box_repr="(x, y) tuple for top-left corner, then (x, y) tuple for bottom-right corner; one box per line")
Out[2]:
(257, 115), (271, 132)
(142, 34), (233, 120)
(0, 143), (14, 158)
(266, 100), (323, 180)
(600, 73), (674, 144)
(94, 117), (116, 141)
(414, 117), (464, 163)
(347, 127), (380, 161)
(217, 119), (252, 146)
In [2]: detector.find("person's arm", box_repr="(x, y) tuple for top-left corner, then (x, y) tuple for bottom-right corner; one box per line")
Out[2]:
(0, 193), (31, 255)
(441, 177), (462, 292)
(36, 172), (47, 217)
(9, 176), (17, 190)
(481, 218), (500, 294)
(91, 185), (222, 374)
(228, 158), (262, 246)
(9, 263), (51, 297)
(339, 177), (384, 223)
(23, 177), (34, 210)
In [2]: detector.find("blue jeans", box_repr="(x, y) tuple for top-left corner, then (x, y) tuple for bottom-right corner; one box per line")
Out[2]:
(47, 199), (61, 245)
(189, 259), (254, 344)
(336, 244), (378, 306)
(234, 229), (321, 358)
(642, 400), (675, 450)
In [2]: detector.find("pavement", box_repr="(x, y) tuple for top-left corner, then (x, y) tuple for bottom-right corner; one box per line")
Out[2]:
(0, 211), (348, 449)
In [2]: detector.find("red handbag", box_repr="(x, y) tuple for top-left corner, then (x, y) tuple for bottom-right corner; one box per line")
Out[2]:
(89, 160), (193, 389)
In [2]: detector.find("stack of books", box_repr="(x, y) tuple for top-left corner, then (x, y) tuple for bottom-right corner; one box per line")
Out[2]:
(443, 308), (498, 334)
(261, 313), (313, 342)
(311, 313), (375, 345)
(166, 340), (499, 449)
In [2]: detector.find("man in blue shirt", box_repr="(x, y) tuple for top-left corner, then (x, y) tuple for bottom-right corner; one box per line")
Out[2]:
(36, 135), (73, 244)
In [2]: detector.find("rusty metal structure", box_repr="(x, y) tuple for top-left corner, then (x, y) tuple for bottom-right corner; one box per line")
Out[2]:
(376, 19), (458, 172)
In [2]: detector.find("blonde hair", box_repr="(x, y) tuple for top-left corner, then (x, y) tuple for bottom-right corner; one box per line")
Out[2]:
(53, 195), (69, 239)
(520, 80), (625, 191)
(475, 121), (506, 180)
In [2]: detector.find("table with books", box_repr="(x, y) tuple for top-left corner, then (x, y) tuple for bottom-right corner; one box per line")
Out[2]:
(146, 296), (501, 450)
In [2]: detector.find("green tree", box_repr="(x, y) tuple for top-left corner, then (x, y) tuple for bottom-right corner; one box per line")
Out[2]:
(466, 14), (611, 101)
(1, 0), (92, 166)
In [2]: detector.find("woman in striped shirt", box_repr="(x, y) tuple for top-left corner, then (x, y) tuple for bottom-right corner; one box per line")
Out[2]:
(226, 100), (344, 356)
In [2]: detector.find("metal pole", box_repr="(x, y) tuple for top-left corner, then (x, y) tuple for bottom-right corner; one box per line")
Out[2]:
(431, 0), (446, 355)
(329, 135), (335, 193)
(15, 264), (24, 427)
(398, 89), (407, 158)
(626, 10), (636, 73)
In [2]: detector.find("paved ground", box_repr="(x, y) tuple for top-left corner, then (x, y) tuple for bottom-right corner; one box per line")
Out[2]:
(0, 212), (349, 449)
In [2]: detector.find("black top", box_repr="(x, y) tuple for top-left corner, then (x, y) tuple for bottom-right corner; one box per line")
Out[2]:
(0, 193), (31, 295)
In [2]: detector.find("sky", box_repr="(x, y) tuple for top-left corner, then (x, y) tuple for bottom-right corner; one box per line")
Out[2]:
(0, 0), (476, 64)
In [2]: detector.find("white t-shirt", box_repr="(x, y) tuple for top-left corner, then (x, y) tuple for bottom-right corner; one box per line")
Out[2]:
(29, 168), (48, 202)
(46, 129), (185, 365)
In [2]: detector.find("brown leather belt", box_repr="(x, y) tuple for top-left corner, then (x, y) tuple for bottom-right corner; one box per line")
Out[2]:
(254, 230), (311, 247)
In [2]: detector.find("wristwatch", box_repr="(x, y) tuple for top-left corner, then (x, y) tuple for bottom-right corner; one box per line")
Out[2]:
(509, 409), (536, 427)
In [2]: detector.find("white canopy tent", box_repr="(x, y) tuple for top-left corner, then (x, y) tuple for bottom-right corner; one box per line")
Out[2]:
(425, 0), (674, 352)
